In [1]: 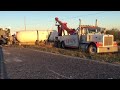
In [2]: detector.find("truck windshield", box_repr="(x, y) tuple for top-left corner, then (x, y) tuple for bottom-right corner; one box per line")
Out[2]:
(88, 29), (97, 33)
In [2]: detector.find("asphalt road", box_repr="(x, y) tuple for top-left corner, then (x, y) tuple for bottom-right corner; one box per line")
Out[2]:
(0, 46), (120, 79)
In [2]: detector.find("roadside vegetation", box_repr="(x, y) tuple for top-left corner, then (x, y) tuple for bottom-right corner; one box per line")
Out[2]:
(106, 28), (120, 45)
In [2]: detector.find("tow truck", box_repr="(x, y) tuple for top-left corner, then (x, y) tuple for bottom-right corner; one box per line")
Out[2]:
(54, 17), (118, 54)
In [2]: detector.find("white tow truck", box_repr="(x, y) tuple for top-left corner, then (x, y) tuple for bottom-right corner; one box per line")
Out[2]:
(54, 17), (118, 54)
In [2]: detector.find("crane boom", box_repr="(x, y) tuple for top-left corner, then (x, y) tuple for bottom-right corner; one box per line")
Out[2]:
(55, 17), (76, 35)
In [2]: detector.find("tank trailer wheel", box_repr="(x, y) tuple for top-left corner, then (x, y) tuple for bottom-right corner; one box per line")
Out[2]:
(61, 41), (65, 49)
(57, 41), (61, 48)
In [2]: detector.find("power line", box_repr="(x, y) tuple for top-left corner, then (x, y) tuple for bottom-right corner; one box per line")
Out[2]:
(12, 12), (108, 31)
(61, 11), (107, 20)
(24, 16), (26, 31)
(20, 12), (106, 26)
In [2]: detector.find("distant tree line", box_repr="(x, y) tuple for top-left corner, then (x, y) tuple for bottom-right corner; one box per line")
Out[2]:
(106, 28), (120, 45)
(106, 28), (120, 41)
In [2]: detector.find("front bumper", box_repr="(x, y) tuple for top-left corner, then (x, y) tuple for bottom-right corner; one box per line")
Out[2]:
(97, 46), (118, 53)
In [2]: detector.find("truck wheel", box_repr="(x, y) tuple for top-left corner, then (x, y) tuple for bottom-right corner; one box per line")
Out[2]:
(61, 41), (65, 49)
(58, 41), (61, 48)
(88, 44), (97, 54)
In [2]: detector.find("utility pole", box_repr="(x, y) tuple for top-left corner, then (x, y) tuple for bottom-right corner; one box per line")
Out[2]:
(78, 19), (81, 50)
(24, 16), (26, 31)
(95, 19), (97, 27)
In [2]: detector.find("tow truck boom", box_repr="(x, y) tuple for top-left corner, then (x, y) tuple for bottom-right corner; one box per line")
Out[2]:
(55, 17), (76, 35)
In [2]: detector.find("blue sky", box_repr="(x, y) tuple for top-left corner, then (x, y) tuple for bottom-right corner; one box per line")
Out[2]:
(0, 11), (120, 34)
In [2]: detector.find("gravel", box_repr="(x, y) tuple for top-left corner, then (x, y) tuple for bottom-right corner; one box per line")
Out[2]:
(1, 46), (120, 79)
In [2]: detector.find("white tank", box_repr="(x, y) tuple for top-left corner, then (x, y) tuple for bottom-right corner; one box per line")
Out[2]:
(16, 30), (51, 43)
(48, 30), (58, 41)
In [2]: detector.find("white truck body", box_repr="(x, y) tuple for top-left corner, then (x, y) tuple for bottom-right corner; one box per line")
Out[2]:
(57, 33), (118, 53)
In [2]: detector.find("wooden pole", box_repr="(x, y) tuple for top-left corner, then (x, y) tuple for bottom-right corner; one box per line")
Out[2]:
(24, 16), (26, 31)
(78, 19), (81, 49)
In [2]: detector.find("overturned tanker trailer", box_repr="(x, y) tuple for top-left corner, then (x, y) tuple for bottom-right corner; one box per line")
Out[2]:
(16, 30), (54, 45)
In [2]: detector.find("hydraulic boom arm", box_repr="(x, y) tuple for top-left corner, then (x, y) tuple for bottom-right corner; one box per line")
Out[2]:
(55, 17), (76, 35)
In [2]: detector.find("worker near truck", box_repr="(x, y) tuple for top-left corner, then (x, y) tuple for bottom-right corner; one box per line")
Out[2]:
(12, 34), (17, 45)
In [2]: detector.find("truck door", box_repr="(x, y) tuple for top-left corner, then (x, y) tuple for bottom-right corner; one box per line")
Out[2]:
(64, 35), (79, 48)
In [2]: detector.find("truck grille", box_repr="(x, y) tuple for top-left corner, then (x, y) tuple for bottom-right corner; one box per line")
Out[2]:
(104, 37), (113, 46)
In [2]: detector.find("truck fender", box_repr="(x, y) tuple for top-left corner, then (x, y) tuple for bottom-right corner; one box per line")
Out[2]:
(87, 42), (97, 48)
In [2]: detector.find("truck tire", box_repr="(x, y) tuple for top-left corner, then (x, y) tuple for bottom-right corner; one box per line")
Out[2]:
(54, 40), (61, 48)
(58, 42), (61, 48)
(61, 41), (65, 49)
(88, 44), (97, 54)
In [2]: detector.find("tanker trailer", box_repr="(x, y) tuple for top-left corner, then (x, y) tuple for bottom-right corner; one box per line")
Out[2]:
(48, 30), (58, 42)
(16, 30), (52, 45)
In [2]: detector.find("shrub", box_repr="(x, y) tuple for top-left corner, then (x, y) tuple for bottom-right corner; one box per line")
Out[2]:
(106, 28), (120, 41)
